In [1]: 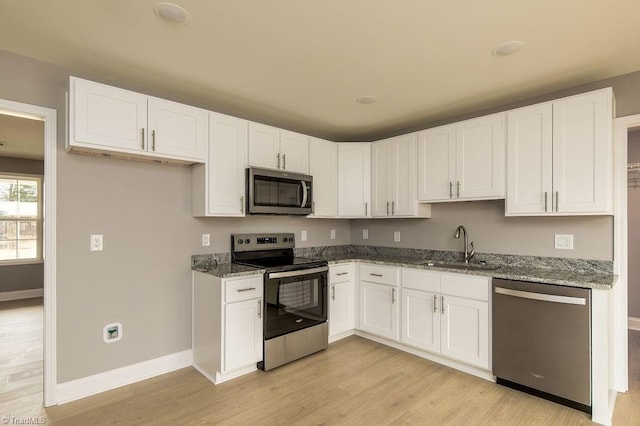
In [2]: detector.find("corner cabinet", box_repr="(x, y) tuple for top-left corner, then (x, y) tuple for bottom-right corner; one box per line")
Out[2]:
(308, 137), (338, 217)
(338, 142), (371, 218)
(192, 112), (248, 217)
(68, 76), (208, 163)
(506, 88), (613, 216)
(371, 134), (431, 218)
(192, 272), (263, 384)
(248, 122), (309, 173)
(417, 113), (505, 202)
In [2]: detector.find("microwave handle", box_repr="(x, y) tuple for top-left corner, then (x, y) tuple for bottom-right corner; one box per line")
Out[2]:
(301, 180), (308, 208)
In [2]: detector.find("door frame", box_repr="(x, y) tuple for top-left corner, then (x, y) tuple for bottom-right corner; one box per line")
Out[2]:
(0, 99), (57, 406)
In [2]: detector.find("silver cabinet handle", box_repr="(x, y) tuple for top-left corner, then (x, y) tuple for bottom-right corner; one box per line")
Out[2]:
(370, 273), (383, 277)
(283, 154), (286, 170)
(544, 192), (548, 212)
(312, 201), (315, 214)
(277, 153), (281, 169)
(391, 288), (396, 304)
(441, 296), (445, 314)
(240, 196), (244, 214)
(365, 202), (368, 216)
(449, 181), (453, 198)
(555, 191), (559, 212)
(336, 272), (348, 276)
(331, 285), (336, 301)
(456, 181), (460, 198)
(433, 294), (438, 313)
(386, 201), (390, 216)
(237, 287), (256, 292)
(495, 287), (586, 305)
(152, 129), (156, 151)
(391, 201), (395, 215)
(257, 299), (262, 318)
(141, 128), (145, 149)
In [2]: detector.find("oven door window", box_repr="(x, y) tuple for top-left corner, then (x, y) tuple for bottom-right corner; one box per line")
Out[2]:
(254, 175), (304, 207)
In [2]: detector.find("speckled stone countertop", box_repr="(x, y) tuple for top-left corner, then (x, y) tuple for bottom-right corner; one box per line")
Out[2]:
(192, 246), (616, 289)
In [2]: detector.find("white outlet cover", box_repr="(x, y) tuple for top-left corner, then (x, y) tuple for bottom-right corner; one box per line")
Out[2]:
(394, 231), (401, 242)
(554, 234), (574, 250)
(363, 229), (369, 240)
(202, 233), (210, 247)
(301, 230), (308, 241)
(103, 322), (122, 343)
(330, 229), (336, 240)
(90, 234), (103, 251)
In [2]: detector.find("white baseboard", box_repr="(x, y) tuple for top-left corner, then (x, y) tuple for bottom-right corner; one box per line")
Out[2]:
(628, 317), (640, 331)
(56, 349), (193, 405)
(0, 288), (44, 302)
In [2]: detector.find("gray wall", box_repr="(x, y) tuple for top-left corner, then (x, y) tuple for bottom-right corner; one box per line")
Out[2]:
(628, 131), (640, 317)
(352, 201), (613, 260)
(0, 157), (45, 292)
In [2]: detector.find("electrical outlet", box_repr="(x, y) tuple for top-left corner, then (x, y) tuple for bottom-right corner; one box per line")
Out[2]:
(363, 229), (369, 240)
(202, 234), (210, 247)
(394, 231), (401, 242)
(330, 229), (336, 240)
(301, 230), (308, 241)
(103, 322), (122, 343)
(90, 234), (103, 251)
(555, 234), (574, 250)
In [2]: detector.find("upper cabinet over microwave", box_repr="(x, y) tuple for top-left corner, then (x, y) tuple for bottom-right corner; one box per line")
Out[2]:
(67, 77), (208, 163)
(248, 123), (310, 174)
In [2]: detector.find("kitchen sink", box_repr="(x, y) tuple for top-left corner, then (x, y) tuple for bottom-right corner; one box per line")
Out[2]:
(420, 260), (500, 271)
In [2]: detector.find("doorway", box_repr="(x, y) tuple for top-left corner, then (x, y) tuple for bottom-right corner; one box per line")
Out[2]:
(0, 99), (57, 407)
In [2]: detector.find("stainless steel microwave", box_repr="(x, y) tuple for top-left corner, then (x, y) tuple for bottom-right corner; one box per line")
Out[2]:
(246, 167), (313, 215)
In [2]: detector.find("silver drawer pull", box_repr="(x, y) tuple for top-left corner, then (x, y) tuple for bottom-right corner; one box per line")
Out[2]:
(336, 272), (348, 276)
(237, 287), (256, 292)
(370, 273), (383, 277)
(391, 288), (396, 304)
(495, 287), (586, 305)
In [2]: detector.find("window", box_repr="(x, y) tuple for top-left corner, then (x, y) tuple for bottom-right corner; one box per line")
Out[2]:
(0, 175), (42, 263)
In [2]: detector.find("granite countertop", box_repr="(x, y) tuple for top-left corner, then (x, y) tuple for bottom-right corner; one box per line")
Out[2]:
(191, 254), (264, 278)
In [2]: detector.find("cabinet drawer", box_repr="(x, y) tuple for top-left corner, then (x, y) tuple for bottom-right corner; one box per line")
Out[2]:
(330, 263), (354, 284)
(360, 264), (399, 286)
(225, 276), (263, 303)
(401, 268), (441, 293)
(440, 274), (489, 301)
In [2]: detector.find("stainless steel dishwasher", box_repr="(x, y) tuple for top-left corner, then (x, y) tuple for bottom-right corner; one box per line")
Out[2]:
(492, 279), (591, 414)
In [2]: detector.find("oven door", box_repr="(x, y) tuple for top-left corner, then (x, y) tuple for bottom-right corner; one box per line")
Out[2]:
(264, 266), (328, 339)
(247, 167), (312, 215)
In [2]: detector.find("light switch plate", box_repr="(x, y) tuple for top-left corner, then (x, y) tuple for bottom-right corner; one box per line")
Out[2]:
(330, 229), (336, 240)
(363, 229), (369, 240)
(301, 230), (308, 241)
(394, 231), (401, 242)
(555, 234), (574, 250)
(202, 234), (210, 247)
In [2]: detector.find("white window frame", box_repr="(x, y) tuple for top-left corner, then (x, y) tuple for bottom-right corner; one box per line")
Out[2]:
(0, 172), (43, 265)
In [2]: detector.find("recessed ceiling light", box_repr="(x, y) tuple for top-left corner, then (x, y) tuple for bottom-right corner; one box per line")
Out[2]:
(492, 40), (524, 57)
(356, 95), (378, 105)
(153, 2), (190, 25)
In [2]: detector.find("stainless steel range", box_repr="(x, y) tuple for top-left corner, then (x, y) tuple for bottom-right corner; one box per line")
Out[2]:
(231, 233), (328, 371)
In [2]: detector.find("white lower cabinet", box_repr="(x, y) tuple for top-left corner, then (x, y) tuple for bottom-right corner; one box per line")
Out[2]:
(192, 272), (263, 384)
(358, 264), (400, 340)
(440, 294), (489, 368)
(328, 263), (355, 340)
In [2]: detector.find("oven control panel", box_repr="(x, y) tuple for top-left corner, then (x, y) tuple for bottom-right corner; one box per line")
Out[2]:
(232, 233), (295, 252)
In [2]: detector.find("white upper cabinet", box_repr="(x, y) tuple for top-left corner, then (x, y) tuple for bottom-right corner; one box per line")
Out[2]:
(371, 133), (431, 218)
(68, 76), (207, 163)
(248, 122), (309, 173)
(192, 112), (248, 217)
(309, 137), (338, 217)
(418, 113), (506, 202)
(506, 88), (613, 216)
(338, 142), (371, 218)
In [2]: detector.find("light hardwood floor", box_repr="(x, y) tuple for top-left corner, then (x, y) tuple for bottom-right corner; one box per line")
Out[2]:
(1, 299), (639, 425)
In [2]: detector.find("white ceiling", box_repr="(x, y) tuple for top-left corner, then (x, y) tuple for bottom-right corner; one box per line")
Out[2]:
(0, 114), (44, 161)
(0, 1), (639, 141)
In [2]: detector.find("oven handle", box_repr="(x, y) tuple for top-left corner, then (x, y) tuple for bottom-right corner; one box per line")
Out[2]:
(268, 266), (328, 279)
(301, 180), (308, 208)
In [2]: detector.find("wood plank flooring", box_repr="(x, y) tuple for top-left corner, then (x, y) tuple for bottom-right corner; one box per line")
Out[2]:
(1, 298), (639, 425)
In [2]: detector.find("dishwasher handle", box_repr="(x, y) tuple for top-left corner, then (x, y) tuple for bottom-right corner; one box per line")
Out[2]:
(495, 286), (586, 306)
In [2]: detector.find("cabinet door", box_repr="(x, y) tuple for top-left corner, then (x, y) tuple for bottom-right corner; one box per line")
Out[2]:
(224, 298), (263, 372)
(71, 77), (147, 152)
(401, 288), (440, 353)
(329, 281), (355, 338)
(248, 122), (280, 169)
(280, 130), (310, 173)
(359, 281), (399, 340)
(309, 138), (337, 217)
(456, 113), (506, 200)
(552, 89), (613, 214)
(440, 295), (489, 369)
(389, 133), (418, 216)
(207, 112), (248, 216)
(417, 125), (456, 201)
(338, 143), (371, 217)
(147, 97), (208, 162)
(371, 140), (390, 217)
(506, 103), (553, 215)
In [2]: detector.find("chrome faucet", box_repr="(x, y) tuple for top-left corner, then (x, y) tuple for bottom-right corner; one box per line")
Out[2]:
(454, 225), (475, 263)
